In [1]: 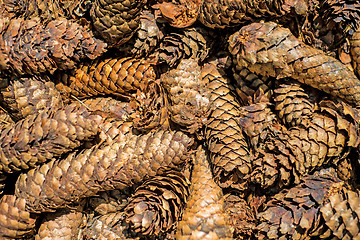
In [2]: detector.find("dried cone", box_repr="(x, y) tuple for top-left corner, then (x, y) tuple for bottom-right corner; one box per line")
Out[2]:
(88, 189), (129, 215)
(199, 0), (308, 29)
(0, 195), (37, 239)
(350, 27), (360, 78)
(0, 17), (107, 76)
(15, 129), (193, 213)
(202, 62), (251, 193)
(0, 105), (102, 174)
(256, 168), (342, 239)
(273, 82), (315, 127)
(0, 77), (63, 120)
(161, 59), (210, 134)
(90, 0), (146, 46)
(55, 57), (156, 99)
(176, 146), (234, 239)
(0, 107), (13, 129)
(124, 170), (190, 237)
(35, 208), (84, 240)
(229, 21), (360, 107)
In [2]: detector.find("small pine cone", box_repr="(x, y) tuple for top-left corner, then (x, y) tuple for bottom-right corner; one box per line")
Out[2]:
(35, 208), (85, 240)
(229, 21), (360, 107)
(0, 105), (103, 174)
(155, 27), (215, 67)
(199, 0), (308, 29)
(0, 77), (63, 120)
(350, 27), (360, 78)
(273, 82), (315, 127)
(232, 65), (274, 104)
(256, 168), (342, 239)
(55, 57), (156, 99)
(15, 129), (193, 213)
(90, 0), (146, 46)
(202, 62), (252, 193)
(176, 146), (234, 239)
(0, 195), (38, 239)
(88, 189), (129, 215)
(161, 59), (210, 134)
(0, 17), (107, 76)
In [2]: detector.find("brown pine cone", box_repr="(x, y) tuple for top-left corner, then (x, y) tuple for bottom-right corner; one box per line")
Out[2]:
(0, 17), (107, 76)
(0, 105), (102, 174)
(202, 62), (251, 193)
(55, 57), (156, 99)
(175, 146), (234, 239)
(0, 195), (37, 239)
(88, 189), (129, 215)
(124, 170), (190, 238)
(90, 0), (146, 46)
(15, 129), (193, 213)
(0, 107), (13, 129)
(161, 59), (210, 134)
(350, 27), (360, 78)
(229, 21), (360, 107)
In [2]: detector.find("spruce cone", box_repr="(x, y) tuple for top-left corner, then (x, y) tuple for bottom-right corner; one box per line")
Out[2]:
(55, 57), (156, 99)
(0, 77), (63, 120)
(175, 146), (234, 239)
(202, 62), (252, 193)
(0, 107), (13, 129)
(0, 17), (107, 76)
(273, 82), (315, 127)
(88, 189), (129, 215)
(90, 0), (146, 46)
(161, 59), (210, 134)
(15, 129), (193, 212)
(0, 105), (102, 174)
(350, 27), (360, 78)
(35, 208), (84, 240)
(229, 21), (360, 107)
(0, 195), (37, 239)
(124, 170), (190, 237)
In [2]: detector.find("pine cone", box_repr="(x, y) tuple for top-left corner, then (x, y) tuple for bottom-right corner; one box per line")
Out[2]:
(0, 195), (37, 239)
(124, 170), (190, 237)
(0, 17), (107, 76)
(90, 0), (146, 46)
(55, 57), (156, 99)
(202, 62), (252, 193)
(350, 27), (360, 78)
(88, 189), (129, 215)
(161, 59), (210, 134)
(175, 146), (234, 239)
(15, 129), (193, 212)
(229, 21), (360, 107)
(0, 107), (13, 129)
(0, 105), (102, 174)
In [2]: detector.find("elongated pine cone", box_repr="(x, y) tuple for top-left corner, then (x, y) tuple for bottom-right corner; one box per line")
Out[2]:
(202, 62), (251, 193)
(124, 170), (190, 237)
(15, 129), (193, 213)
(229, 21), (360, 107)
(0, 105), (102, 174)
(55, 57), (155, 99)
(90, 0), (146, 46)
(350, 27), (360, 78)
(176, 146), (234, 239)
(0, 17), (107, 76)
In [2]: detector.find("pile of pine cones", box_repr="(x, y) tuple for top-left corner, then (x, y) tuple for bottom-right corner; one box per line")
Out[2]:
(1, 0), (360, 239)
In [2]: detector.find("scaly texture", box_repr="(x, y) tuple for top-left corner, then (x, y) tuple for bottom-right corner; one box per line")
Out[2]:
(0, 77), (63, 120)
(15, 129), (193, 213)
(199, 0), (308, 29)
(0, 195), (37, 239)
(350, 27), (360, 78)
(88, 189), (129, 215)
(202, 62), (252, 193)
(161, 59), (210, 134)
(175, 146), (234, 239)
(229, 21), (360, 107)
(0, 105), (102, 174)
(90, 0), (146, 46)
(0, 17), (107, 76)
(55, 57), (155, 99)
(124, 170), (190, 238)
(35, 208), (84, 240)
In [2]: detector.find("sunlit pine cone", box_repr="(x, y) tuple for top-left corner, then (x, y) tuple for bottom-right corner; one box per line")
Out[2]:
(229, 21), (360, 107)
(90, 0), (146, 46)
(124, 170), (190, 238)
(55, 57), (156, 99)
(202, 61), (252, 193)
(0, 17), (107, 76)
(176, 146), (234, 239)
